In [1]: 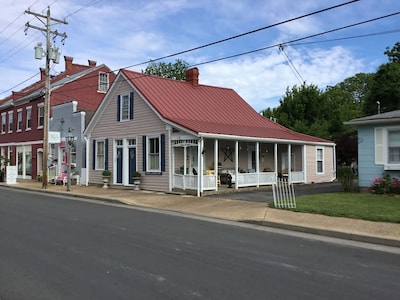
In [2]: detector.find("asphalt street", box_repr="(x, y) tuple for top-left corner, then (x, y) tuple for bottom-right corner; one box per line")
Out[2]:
(1, 188), (399, 300)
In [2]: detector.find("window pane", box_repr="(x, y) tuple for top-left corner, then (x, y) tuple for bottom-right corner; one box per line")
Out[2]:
(96, 141), (105, 169)
(148, 137), (160, 170)
(389, 131), (400, 147)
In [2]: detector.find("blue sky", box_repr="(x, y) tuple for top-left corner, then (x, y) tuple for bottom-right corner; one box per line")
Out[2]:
(0, 0), (399, 112)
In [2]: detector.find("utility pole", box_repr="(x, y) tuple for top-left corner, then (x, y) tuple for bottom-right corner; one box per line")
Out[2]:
(25, 7), (67, 188)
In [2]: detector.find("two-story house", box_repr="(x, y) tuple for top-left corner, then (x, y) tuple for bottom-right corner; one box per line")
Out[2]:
(0, 56), (115, 183)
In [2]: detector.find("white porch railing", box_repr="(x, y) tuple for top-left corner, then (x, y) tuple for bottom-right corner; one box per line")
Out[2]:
(173, 174), (198, 190)
(290, 171), (304, 183)
(173, 171), (281, 191)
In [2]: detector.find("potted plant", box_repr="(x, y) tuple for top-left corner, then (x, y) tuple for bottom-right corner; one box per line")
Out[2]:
(133, 171), (141, 190)
(102, 169), (111, 188)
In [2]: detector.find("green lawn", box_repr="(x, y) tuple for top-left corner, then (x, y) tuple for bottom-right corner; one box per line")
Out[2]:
(292, 192), (400, 223)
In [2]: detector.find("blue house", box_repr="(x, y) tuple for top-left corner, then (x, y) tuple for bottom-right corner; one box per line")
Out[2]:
(345, 110), (400, 189)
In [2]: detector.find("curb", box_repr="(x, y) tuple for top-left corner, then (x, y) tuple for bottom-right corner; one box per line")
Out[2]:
(243, 220), (400, 248)
(3, 184), (400, 248)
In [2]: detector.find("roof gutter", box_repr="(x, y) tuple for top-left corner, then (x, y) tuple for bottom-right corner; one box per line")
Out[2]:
(344, 118), (400, 126)
(198, 132), (335, 146)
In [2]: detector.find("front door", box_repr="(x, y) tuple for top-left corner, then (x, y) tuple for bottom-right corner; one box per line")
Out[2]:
(128, 148), (136, 185)
(116, 147), (123, 184)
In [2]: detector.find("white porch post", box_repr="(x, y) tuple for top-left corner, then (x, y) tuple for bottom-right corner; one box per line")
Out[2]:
(302, 144), (306, 183)
(183, 146), (187, 190)
(214, 139), (219, 190)
(198, 138), (204, 197)
(234, 140), (239, 189)
(288, 144), (292, 183)
(256, 141), (259, 187)
(167, 126), (172, 192)
(274, 143), (278, 182)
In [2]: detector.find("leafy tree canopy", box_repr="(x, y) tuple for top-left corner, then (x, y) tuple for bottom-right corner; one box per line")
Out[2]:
(142, 59), (189, 80)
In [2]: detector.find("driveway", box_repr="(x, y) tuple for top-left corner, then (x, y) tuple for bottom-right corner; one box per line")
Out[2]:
(206, 182), (343, 203)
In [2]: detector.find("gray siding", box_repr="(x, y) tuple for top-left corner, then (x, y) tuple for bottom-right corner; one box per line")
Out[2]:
(89, 79), (169, 192)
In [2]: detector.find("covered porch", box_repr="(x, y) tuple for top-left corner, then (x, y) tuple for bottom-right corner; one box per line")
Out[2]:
(171, 136), (305, 196)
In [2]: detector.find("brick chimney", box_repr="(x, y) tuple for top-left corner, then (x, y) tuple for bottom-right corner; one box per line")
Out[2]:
(186, 67), (199, 87)
(64, 56), (74, 72)
(88, 59), (97, 67)
(40, 67), (46, 82)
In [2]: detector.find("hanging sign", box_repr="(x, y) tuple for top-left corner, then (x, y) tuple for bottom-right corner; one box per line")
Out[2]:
(49, 131), (61, 144)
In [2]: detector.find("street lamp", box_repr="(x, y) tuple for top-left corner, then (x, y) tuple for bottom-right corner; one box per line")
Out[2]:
(66, 128), (74, 192)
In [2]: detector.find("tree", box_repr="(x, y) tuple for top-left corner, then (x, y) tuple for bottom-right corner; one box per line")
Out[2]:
(384, 42), (400, 63)
(142, 59), (189, 80)
(363, 42), (400, 115)
(363, 63), (400, 115)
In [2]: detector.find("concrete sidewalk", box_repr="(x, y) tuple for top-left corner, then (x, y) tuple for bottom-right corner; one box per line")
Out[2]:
(2, 180), (400, 247)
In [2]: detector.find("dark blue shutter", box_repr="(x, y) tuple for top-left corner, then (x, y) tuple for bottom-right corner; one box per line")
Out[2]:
(117, 95), (121, 121)
(105, 139), (109, 170)
(142, 135), (146, 171)
(161, 134), (165, 172)
(92, 140), (96, 170)
(129, 92), (134, 120)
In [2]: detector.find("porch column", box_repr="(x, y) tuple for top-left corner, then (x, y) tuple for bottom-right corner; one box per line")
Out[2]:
(198, 138), (204, 197)
(274, 143), (278, 182)
(183, 146), (187, 190)
(288, 144), (292, 183)
(302, 144), (306, 183)
(256, 142), (259, 187)
(167, 126), (172, 192)
(214, 139), (219, 190)
(234, 140), (239, 189)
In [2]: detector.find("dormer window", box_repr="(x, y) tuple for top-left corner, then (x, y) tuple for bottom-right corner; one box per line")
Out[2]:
(98, 72), (109, 92)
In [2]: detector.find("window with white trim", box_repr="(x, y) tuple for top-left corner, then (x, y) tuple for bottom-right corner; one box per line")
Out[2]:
(1, 113), (6, 134)
(8, 111), (13, 133)
(95, 140), (105, 169)
(147, 136), (160, 171)
(120, 94), (130, 121)
(388, 130), (400, 164)
(38, 103), (44, 128)
(26, 106), (32, 130)
(98, 72), (109, 92)
(316, 147), (324, 174)
(17, 109), (23, 131)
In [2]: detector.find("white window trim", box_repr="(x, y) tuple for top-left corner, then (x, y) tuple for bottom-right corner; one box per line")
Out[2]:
(146, 135), (161, 173)
(120, 93), (130, 122)
(26, 106), (32, 131)
(17, 109), (23, 132)
(98, 72), (109, 93)
(379, 126), (400, 170)
(316, 147), (324, 174)
(37, 103), (44, 129)
(8, 111), (13, 133)
(95, 140), (105, 170)
(1, 112), (6, 134)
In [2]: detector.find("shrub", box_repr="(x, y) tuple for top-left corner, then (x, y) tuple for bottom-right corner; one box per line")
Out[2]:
(337, 166), (355, 192)
(369, 173), (398, 194)
(102, 169), (111, 177)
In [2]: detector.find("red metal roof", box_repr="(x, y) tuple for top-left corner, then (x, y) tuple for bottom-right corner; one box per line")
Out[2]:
(121, 69), (330, 143)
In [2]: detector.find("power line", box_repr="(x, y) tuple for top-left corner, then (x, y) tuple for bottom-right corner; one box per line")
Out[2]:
(49, 10), (400, 97)
(124, 0), (360, 69)
(279, 44), (305, 84)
